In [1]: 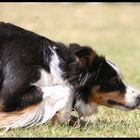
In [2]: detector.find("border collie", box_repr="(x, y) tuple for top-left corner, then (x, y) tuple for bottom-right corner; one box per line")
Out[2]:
(0, 22), (140, 131)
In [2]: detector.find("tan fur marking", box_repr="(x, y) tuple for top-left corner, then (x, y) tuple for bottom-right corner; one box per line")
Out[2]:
(0, 104), (39, 126)
(88, 86), (127, 107)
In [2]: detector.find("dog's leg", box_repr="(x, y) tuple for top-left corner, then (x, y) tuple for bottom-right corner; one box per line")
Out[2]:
(74, 115), (81, 127)
(37, 85), (73, 125)
(51, 105), (72, 125)
(51, 87), (73, 125)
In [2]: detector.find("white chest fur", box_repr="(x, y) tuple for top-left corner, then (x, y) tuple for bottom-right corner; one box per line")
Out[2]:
(31, 68), (73, 124)
(75, 100), (98, 118)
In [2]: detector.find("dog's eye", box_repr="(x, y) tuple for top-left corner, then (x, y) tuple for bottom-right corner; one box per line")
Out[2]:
(110, 79), (119, 86)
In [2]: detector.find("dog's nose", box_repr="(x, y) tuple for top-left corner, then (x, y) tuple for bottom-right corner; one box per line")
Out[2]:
(135, 93), (140, 109)
(136, 96), (140, 105)
(125, 85), (140, 109)
(136, 95), (140, 109)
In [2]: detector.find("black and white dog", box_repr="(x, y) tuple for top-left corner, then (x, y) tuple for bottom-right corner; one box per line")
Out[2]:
(0, 22), (140, 130)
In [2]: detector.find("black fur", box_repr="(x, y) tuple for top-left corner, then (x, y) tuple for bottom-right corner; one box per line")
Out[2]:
(0, 22), (76, 112)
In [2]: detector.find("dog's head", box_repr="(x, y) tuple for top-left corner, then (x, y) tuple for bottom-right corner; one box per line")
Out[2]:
(69, 43), (140, 112)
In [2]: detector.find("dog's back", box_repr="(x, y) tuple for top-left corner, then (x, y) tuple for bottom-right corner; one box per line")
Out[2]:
(0, 22), (46, 112)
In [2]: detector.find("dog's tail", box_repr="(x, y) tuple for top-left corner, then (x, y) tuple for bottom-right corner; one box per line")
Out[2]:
(0, 98), (61, 130)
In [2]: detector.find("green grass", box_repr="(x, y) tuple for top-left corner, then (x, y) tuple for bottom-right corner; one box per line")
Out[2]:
(0, 2), (140, 137)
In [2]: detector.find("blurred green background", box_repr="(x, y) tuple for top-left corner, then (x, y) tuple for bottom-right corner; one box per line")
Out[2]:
(0, 2), (140, 137)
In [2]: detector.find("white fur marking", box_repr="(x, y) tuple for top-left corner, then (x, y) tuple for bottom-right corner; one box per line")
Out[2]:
(32, 46), (67, 87)
(125, 85), (140, 107)
(75, 100), (98, 117)
(49, 46), (65, 85)
(107, 61), (122, 78)
(32, 69), (53, 87)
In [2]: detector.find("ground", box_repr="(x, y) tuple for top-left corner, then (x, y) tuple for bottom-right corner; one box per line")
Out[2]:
(0, 2), (140, 137)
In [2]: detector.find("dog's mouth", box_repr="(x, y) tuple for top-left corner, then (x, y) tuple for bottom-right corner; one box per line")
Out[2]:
(107, 100), (138, 111)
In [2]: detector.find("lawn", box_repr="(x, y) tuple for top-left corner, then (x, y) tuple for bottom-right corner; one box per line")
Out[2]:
(0, 2), (140, 137)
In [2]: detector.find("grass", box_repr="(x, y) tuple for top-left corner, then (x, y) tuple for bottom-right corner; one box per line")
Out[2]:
(0, 2), (140, 137)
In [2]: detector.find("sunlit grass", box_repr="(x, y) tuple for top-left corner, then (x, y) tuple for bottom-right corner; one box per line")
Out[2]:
(0, 2), (140, 137)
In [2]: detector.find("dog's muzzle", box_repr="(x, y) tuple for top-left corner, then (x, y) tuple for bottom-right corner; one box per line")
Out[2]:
(108, 85), (140, 111)
(125, 85), (140, 108)
(124, 85), (140, 110)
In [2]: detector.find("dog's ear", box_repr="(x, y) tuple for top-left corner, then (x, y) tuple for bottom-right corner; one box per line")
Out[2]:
(69, 43), (97, 69)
